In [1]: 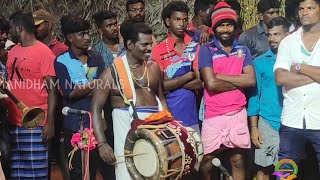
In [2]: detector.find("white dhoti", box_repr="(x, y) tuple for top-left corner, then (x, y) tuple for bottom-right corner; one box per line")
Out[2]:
(112, 107), (159, 180)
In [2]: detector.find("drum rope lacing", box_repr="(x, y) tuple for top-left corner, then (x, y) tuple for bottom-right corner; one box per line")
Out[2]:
(129, 121), (202, 180)
(136, 123), (185, 179)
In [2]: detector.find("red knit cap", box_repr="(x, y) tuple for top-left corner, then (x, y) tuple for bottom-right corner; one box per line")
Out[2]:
(211, 2), (237, 28)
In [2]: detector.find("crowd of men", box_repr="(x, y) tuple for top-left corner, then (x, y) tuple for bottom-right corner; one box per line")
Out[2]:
(0, 0), (319, 179)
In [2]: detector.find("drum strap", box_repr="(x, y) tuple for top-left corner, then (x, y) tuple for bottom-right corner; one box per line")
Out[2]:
(112, 56), (139, 119)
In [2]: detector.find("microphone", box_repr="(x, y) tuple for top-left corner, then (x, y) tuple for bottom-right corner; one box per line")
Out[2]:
(62, 107), (88, 116)
(212, 158), (233, 180)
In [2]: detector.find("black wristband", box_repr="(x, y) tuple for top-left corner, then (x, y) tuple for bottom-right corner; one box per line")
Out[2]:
(97, 141), (107, 149)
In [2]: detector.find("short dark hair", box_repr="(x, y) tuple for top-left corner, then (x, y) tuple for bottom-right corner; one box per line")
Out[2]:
(162, 1), (189, 26)
(209, 0), (218, 6)
(267, 16), (291, 32)
(0, 17), (10, 33)
(257, 0), (281, 14)
(120, 21), (152, 49)
(126, 0), (145, 11)
(194, 0), (210, 15)
(299, 0), (320, 5)
(9, 11), (35, 34)
(60, 15), (90, 37)
(93, 11), (117, 28)
(225, 0), (241, 13)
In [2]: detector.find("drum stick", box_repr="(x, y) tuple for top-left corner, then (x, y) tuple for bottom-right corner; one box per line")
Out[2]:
(111, 161), (124, 165)
(116, 152), (147, 158)
(111, 153), (148, 165)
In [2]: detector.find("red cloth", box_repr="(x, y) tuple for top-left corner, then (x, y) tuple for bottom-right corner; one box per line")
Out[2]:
(187, 20), (214, 35)
(6, 41), (56, 126)
(49, 39), (68, 57)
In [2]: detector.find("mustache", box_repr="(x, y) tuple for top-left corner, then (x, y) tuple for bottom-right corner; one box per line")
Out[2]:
(83, 40), (91, 45)
(135, 15), (142, 18)
(269, 41), (279, 45)
(221, 33), (231, 36)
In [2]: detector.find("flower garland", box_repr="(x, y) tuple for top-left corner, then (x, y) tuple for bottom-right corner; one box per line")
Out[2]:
(68, 112), (97, 180)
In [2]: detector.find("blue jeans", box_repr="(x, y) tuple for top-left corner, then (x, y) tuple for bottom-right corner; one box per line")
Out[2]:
(278, 125), (320, 179)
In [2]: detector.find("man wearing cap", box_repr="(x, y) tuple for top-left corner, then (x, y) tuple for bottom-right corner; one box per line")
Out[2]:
(33, 9), (70, 180)
(33, 9), (68, 57)
(198, 2), (255, 180)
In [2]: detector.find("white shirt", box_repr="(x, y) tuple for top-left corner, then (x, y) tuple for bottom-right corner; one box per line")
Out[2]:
(274, 27), (320, 130)
(83, 63), (88, 74)
(5, 39), (15, 49)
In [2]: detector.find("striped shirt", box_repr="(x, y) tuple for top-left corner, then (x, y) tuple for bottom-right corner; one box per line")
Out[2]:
(151, 33), (199, 126)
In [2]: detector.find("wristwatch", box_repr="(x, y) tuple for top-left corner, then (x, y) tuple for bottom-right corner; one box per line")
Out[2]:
(295, 63), (301, 72)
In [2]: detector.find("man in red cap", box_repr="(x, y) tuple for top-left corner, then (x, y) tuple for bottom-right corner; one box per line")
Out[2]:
(198, 2), (256, 180)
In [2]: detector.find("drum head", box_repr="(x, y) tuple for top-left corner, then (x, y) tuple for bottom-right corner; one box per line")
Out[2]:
(133, 139), (159, 178)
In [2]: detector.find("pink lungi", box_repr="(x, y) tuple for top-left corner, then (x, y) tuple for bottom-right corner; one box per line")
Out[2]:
(201, 108), (251, 155)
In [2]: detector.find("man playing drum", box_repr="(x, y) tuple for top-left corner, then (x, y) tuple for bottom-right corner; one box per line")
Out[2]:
(91, 21), (168, 180)
(198, 2), (256, 180)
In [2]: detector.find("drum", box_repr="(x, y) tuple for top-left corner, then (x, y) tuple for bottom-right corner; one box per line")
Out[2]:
(125, 121), (202, 180)
(185, 127), (203, 171)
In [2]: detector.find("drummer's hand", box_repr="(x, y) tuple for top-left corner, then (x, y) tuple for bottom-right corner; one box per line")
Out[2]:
(98, 143), (116, 165)
(250, 127), (263, 149)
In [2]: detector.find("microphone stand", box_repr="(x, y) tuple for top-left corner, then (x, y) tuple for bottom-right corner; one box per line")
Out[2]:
(80, 115), (90, 180)
(220, 172), (224, 180)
